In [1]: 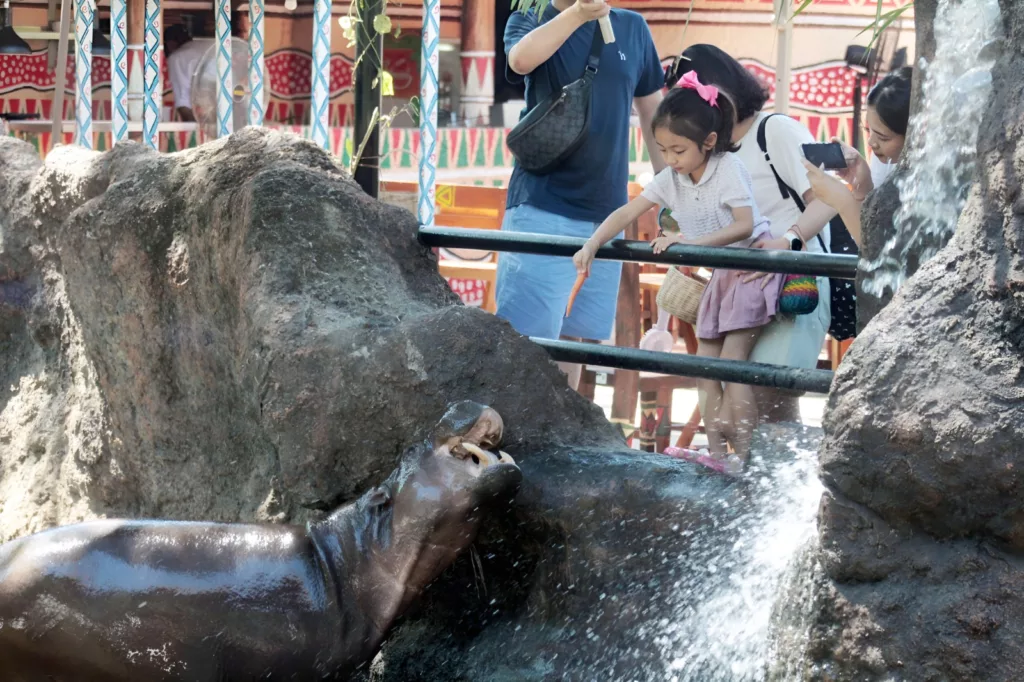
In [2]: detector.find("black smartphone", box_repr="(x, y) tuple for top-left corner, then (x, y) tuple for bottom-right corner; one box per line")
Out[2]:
(801, 142), (848, 170)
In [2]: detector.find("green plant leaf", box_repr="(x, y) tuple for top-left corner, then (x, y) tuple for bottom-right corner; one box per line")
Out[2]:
(373, 13), (392, 34)
(855, 4), (914, 49)
(792, 0), (816, 18)
(512, 0), (549, 17)
(381, 70), (395, 97)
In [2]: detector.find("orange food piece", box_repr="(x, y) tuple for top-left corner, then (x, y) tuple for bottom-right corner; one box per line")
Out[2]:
(565, 272), (587, 317)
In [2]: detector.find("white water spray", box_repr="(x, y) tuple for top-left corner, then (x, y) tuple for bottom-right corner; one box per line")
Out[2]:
(861, 0), (1003, 297)
(642, 441), (823, 681)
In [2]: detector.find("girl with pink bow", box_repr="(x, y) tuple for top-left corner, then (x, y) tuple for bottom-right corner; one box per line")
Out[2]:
(573, 73), (783, 476)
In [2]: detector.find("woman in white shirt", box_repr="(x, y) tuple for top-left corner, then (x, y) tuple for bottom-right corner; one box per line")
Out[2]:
(668, 44), (839, 423)
(802, 67), (913, 245)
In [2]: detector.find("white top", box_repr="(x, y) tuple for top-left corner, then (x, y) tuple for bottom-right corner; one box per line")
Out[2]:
(167, 38), (216, 109)
(870, 155), (895, 188)
(641, 152), (772, 247)
(734, 112), (831, 253)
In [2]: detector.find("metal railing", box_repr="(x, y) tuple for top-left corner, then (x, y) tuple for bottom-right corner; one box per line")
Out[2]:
(419, 227), (858, 279)
(534, 339), (834, 394)
(420, 226), (850, 394)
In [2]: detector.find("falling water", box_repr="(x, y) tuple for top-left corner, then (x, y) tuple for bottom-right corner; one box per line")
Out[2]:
(637, 437), (824, 681)
(629, 5), (1006, 678)
(861, 0), (1003, 297)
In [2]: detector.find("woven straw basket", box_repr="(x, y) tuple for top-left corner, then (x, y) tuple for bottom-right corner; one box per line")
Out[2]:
(656, 267), (708, 325)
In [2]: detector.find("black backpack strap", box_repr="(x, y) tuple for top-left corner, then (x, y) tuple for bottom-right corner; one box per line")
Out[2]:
(756, 113), (830, 253)
(757, 114), (806, 212)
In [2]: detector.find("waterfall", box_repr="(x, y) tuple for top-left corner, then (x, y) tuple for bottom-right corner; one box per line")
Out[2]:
(860, 0), (1003, 297)
(638, 435), (824, 681)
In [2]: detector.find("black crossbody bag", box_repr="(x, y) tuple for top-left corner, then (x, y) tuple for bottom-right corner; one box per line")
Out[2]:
(506, 25), (604, 175)
(757, 114), (859, 342)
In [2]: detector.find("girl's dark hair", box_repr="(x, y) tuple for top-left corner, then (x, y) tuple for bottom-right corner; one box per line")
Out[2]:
(866, 66), (913, 136)
(665, 44), (769, 123)
(652, 84), (740, 155)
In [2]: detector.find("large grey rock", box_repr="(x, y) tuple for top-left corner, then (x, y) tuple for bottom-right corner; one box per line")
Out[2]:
(0, 130), (621, 538)
(807, 0), (1024, 677)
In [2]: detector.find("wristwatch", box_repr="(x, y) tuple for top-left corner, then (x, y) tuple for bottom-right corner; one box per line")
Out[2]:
(784, 229), (804, 251)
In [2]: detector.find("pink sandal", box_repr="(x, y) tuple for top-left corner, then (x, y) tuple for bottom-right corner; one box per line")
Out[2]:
(663, 446), (705, 463)
(694, 453), (745, 477)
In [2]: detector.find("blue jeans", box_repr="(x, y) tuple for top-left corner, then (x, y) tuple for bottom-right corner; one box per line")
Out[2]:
(495, 203), (623, 341)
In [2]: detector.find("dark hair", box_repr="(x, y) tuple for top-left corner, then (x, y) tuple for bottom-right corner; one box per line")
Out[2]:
(652, 84), (740, 155)
(665, 44), (769, 123)
(866, 66), (913, 136)
(164, 25), (190, 46)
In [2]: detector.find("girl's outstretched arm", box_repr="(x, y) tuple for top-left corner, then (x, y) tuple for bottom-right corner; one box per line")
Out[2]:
(573, 195), (657, 274)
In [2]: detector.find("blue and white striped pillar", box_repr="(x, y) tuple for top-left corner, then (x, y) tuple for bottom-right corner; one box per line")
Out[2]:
(215, 0), (232, 137)
(310, 0), (331, 150)
(418, 0), (440, 228)
(248, 0), (265, 126)
(74, 0), (96, 148)
(142, 0), (161, 149)
(111, 0), (129, 143)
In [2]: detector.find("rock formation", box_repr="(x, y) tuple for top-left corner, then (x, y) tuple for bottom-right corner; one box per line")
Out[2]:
(0, 130), (623, 538)
(808, 0), (1024, 678)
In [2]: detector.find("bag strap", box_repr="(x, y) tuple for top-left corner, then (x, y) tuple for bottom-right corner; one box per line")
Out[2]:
(756, 114), (829, 253)
(583, 22), (604, 75)
(533, 23), (604, 103)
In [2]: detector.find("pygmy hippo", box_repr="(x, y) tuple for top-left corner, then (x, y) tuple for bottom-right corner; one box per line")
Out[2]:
(0, 400), (521, 681)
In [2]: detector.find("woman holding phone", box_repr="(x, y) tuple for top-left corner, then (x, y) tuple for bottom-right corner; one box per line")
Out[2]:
(802, 66), (913, 245)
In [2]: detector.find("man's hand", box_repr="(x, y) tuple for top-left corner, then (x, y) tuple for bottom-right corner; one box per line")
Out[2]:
(572, 0), (610, 24)
(507, 0), (608, 75)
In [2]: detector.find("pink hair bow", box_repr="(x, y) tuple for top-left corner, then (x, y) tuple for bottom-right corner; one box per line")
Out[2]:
(678, 71), (719, 109)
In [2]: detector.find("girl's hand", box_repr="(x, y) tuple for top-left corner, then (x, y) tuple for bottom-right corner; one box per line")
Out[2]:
(573, 240), (598, 275)
(742, 237), (786, 286)
(749, 236), (789, 252)
(650, 234), (683, 254)
(831, 137), (872, 197)
(802, 159), (856, 211)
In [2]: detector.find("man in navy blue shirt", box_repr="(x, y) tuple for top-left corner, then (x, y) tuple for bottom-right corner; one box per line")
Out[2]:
(497, 0), (666, 389)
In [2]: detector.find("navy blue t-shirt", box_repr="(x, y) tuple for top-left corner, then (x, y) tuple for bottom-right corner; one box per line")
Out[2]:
(504, 7), (663, 223)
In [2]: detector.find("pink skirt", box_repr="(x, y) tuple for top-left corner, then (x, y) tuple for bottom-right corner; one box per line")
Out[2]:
(695, 268), (785, 340)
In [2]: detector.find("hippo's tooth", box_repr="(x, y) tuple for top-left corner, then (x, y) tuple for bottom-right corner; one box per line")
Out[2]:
(461, 442), (500, 467)
(498, 450), (516, 465)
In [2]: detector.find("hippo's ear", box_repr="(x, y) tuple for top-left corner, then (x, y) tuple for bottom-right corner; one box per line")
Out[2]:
(367, 487), (391, 508)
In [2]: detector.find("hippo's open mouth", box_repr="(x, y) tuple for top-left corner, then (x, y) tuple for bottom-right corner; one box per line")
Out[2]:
(434, 405), (517, 473)
(456, 441), (515, 468)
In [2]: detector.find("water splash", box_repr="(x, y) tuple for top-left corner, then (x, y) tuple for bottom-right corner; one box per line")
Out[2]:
(640, 439), (824, 681)
(861, 0), (1003, 297)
